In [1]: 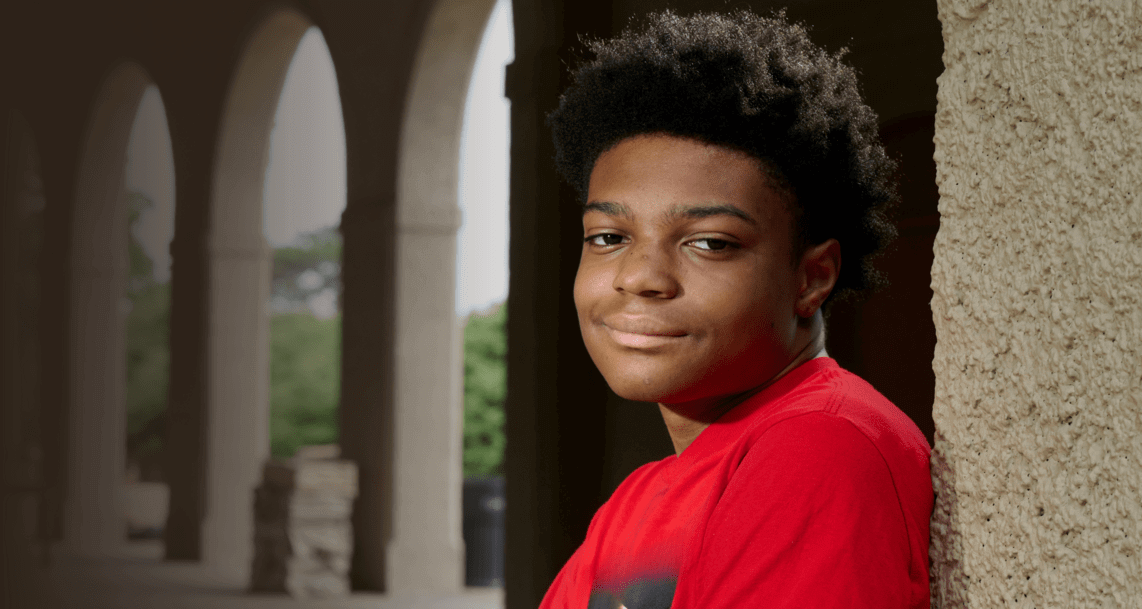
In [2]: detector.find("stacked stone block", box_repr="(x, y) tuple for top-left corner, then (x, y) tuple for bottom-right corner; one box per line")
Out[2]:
(249, 446), (357, 597)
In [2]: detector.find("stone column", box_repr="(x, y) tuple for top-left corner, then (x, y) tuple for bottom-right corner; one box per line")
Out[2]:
(384, 210), (465, 592)
(930, 0), (1142, 605)
(164, 224), (273, 578)
(192, 9), (308, 579)
(200, 234), (272, 581)
(163, 191), (211, 562)
(338, 201), (397, 591)
(64, 247), (129, 556)
(62, 64), (150, 556)
(380, 0), (503, 591)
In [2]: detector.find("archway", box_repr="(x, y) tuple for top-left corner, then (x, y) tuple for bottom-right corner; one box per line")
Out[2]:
(456, 0), (514, 589)
(191, 7), (340, 582)
(263, 27), (346, 462)
(389, 0), (502, 592)
(66, 62), (152, 556)
(121, 85), (177, 551)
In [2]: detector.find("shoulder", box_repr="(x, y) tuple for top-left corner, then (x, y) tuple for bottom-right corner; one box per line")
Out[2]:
(723, 363), (933, 535)
(735, 411), (905, 500)
(701, 405), (929, 567)
(741, 362), (930, 480)
(672, 362), (934, 607)
(729, 366), (935, 558)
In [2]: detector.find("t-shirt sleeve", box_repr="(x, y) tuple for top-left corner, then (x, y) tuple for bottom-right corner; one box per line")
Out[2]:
(673, 412), (917, 609)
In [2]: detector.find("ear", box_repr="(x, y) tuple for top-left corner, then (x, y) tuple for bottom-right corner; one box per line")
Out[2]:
(795, 239), (840, 318)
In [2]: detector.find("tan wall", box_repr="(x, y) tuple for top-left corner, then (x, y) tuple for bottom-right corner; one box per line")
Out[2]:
(930, 0), (1142, 606)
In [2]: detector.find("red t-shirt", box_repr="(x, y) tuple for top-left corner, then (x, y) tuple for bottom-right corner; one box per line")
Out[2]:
(540, 358), (933, 609)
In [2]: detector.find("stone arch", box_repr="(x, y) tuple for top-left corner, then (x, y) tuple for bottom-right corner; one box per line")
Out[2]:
(65, 62), (153, 555)
(201, 7), (345, 580)
(388, 0), (500, 591)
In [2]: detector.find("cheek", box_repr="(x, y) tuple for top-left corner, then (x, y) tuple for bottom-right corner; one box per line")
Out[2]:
(574, 259), (611, 312)
(572, 267), (594, 321)
(697, 268), (792, 339)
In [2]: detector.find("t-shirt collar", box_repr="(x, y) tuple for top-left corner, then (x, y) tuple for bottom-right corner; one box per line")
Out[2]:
(676, 357), (838, 462)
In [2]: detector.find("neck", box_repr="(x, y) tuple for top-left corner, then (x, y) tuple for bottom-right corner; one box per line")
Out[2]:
(658, 311), (828, 456)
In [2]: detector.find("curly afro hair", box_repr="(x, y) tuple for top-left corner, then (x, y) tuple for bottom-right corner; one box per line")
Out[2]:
(547, 9), (898, 305)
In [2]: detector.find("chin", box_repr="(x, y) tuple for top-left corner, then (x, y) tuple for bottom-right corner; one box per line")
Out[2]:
(607, 383), (669, 404)
(598, 352), (776, 406)
(600, 370), (704, 404)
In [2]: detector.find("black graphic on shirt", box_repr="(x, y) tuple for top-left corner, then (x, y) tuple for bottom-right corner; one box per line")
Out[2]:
(587, 577), (677, 609)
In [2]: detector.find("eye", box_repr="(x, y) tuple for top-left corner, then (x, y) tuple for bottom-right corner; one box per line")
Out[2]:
(585, 233), (626, 247)
(689, 238), (736, 251)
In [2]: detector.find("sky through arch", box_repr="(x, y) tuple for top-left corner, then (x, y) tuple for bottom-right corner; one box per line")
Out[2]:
(263, 27), (346, 249)
(456, 0), (513, 315)
(258, 8), (513, 316)
(125, 86), (175, 283)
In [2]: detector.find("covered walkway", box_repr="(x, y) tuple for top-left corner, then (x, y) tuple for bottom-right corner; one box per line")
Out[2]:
(31, 542), (502, 609)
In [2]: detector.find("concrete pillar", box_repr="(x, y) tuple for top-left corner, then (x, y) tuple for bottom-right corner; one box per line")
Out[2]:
(201, 235), (271, 580)
(385, 217), (465, 591)
(163, 227), (210, 561)
(196, 9), (309, 580)
(930, 0), (1142, 605)
(320, 0), (434, 591)
(383, 0), (498, 591)
(64, 263), (129, 556)
(163, 8), (312, 580)
(338, 200), (397, 591)
(62, 63), (151, 556)
(163, 106), (217, 562)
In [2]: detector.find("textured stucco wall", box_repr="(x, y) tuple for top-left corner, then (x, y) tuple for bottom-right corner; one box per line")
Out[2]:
(930, 0), (1142, 606)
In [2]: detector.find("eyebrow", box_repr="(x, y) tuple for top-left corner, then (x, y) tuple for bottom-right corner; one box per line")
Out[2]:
(667, 204), (758, 225)
(583, 201), (633, 219)
(583, 201), (758, 225)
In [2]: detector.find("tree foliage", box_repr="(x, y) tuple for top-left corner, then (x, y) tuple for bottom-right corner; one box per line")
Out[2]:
(125, 192), (170, 474)
(269, 313), (341, 458)
(271, 226), (341, 279)
(463, 305), (507, 477)
(125, 282), (170, 440)
(270, 226), (341, 316)
(126, 191), (155, 291)
(123, 200), (505, 477)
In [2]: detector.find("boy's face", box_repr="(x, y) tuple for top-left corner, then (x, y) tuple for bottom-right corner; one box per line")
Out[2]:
(574, 133), (809, 405)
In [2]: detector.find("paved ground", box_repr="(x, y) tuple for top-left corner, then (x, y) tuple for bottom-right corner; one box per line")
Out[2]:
(24, 541), (504, 609)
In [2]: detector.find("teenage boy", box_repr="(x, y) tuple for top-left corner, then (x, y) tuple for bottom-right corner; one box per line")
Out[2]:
(539, 10), (933, 609)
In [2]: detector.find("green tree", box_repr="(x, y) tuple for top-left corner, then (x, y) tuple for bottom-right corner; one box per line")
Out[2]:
(124, 192), (170, 476)
(269, 313), (341, 458)
(271, 226), (341, 314)
(463, 305), (507, 477)
(126, 191), (155, 292)
(123, 198), (506, 475)
(272, 226), (341, 277)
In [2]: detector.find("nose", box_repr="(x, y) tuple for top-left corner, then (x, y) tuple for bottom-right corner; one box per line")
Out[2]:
(612, 242), (680, 298)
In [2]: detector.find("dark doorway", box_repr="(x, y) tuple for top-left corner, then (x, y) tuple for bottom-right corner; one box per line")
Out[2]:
(827, 113), (939, 446)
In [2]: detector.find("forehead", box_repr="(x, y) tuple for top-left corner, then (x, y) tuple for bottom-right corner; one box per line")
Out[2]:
(586, 134), (791, 222)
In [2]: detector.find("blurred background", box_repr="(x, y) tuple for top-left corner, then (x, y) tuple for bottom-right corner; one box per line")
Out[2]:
(0, 0), (941, 607)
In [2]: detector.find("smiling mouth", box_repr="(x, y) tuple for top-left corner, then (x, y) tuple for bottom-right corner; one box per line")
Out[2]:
(602, 324), (687, 349)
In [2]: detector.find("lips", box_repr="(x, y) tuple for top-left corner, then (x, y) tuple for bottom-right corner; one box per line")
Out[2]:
(602, 316), (687, 348)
